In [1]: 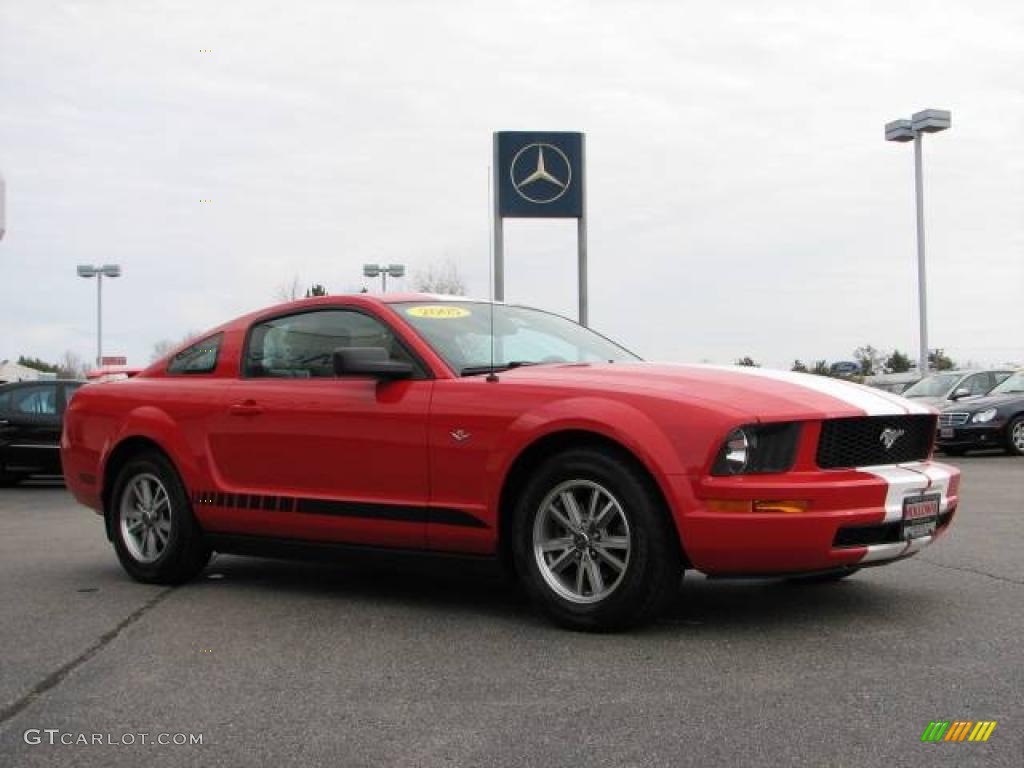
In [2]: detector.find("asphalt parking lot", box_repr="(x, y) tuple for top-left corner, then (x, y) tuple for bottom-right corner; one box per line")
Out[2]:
(0, 455), (1020, 768)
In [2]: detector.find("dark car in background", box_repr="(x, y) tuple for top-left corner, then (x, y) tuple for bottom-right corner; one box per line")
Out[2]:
(937, 370), (1024, 456)
(0, 379), (82, 485)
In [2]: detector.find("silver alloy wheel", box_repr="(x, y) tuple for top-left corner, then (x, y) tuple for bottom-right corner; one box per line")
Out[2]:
(1013, 421), (1024, 452)
(120, 472), (172, 564)
(532, 479), (631, 605)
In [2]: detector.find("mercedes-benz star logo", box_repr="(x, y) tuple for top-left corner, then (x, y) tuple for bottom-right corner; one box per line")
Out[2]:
(510, 143), (572, 204)
(880, 427), (906, 451)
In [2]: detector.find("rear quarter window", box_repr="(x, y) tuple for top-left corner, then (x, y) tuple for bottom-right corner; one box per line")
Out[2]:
(167, 333), (224, 375)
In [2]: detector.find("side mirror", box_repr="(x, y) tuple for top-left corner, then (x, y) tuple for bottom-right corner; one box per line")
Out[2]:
(950, 387), (971, 401)
(332, 347), (413, 380)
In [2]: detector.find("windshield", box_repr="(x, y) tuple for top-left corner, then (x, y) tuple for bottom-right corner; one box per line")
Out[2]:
(394, 301), (639, 375)
(990, 371), (1024, 395)
(903, 372), (961, 398)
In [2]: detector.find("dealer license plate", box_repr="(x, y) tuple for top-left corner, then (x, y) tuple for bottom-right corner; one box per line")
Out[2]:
(902, 493), (940, 540)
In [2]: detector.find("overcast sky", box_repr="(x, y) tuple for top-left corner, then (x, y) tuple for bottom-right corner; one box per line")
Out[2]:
(1, 0), (1021, 371)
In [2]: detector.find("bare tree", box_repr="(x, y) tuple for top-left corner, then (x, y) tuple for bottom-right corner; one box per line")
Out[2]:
(413, 259), (467, 296)
(853, 344), (883, 376)
(56, 350), (90, 380)
(276, 274), (303, 302)
(150, 331), (201, 363)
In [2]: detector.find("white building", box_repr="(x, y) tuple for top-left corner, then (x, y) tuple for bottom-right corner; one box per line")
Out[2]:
(0, 360), (57, 383)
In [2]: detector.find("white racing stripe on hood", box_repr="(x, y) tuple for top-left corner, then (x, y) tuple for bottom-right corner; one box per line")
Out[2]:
(695, 365), (911, 416)
(857, 385), (934, 415)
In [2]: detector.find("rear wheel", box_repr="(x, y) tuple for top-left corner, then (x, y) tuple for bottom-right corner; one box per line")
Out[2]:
(110, 452), (211, 584)
(1006, 416), (1024, 457)
(512, 447), (681, 631)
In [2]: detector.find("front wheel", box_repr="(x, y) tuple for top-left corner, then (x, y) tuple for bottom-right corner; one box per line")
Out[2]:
(512, 447), (682, 631)
(110, 452), (211, 584)
(1006, 416), (1024, 457)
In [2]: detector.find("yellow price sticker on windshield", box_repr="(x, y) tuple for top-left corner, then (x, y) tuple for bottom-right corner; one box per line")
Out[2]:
(406, 305), (470, 319)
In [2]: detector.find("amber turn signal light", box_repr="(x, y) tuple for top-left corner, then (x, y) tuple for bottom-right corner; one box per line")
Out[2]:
(707, 499), (809, 514)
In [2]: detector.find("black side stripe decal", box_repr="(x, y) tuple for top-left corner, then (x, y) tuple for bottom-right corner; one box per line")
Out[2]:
(190, 489), (487, 529)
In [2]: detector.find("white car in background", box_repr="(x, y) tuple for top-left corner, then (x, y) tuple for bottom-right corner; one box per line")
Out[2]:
(902, 369), (1013, 408)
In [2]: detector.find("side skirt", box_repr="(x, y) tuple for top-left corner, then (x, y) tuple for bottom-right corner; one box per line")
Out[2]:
(205, 532), (499, 569)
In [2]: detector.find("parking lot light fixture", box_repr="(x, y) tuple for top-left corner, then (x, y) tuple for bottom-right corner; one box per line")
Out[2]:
(362, 263), (405, 293)
(77, 263), (122, 368)
(885, 108), (951, 377)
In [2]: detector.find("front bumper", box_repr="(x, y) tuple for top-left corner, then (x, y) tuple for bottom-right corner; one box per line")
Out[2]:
(935, 422), (1005, 450)
(668, 461), (959, 576)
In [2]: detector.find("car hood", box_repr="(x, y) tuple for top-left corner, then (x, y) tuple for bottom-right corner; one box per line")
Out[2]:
(905, 395), (946, 408)
(941, 393), (1024, 412)
(495, 363), (934, 422)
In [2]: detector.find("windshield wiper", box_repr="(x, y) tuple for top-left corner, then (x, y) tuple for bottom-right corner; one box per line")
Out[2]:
(460, 361), (538, 377)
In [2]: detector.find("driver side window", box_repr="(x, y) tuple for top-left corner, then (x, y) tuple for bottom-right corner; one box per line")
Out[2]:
(961, 374), (990, 397)
(11, 385), (58, 415)
(244, 309), (418, 378)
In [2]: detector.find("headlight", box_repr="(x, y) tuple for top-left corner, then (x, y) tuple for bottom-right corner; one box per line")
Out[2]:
(972, 408), (998, 424)
(712, 423), (801, 476)
(719, 429), (750, 474)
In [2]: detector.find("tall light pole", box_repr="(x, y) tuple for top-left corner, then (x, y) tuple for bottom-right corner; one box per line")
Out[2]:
(77, 264), (121, 367)
(884, 108), (951, 378)
(0, 172), (6, 242)
(362, 263), (405, 293)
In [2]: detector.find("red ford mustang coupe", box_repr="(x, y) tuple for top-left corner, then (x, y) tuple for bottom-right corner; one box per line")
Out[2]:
(62, 294), (959, 630)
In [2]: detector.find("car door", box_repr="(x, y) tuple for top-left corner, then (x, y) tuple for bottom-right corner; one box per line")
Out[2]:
(205, 307), (432, 548)
(0, 383), (62, 475)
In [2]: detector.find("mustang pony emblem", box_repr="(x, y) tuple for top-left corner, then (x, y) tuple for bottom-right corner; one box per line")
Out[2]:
(450, 429), (472, 442)
(880, 427), (906, 451)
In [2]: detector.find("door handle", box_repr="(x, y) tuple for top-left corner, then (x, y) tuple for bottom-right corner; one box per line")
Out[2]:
(229, 402), (264, 417)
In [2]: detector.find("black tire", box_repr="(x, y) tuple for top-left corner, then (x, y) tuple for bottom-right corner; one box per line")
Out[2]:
(787, 566), (860, 583)
(941, 447), (968, 457)
(109, 451), (211, 584)
(512, 447), (682, 631)
(0, 472), (25, 487)
(1006, 416), (1024, 457)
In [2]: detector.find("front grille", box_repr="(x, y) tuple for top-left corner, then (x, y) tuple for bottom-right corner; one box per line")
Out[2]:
(817, 415), (936, 469)
(939, 412), (970, 427)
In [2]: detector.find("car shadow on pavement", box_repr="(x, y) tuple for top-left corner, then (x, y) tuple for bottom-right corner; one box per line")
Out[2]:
(655, 572), (932, 634)
(195, 552), (538, 624)
(181, 553), (929, 634)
